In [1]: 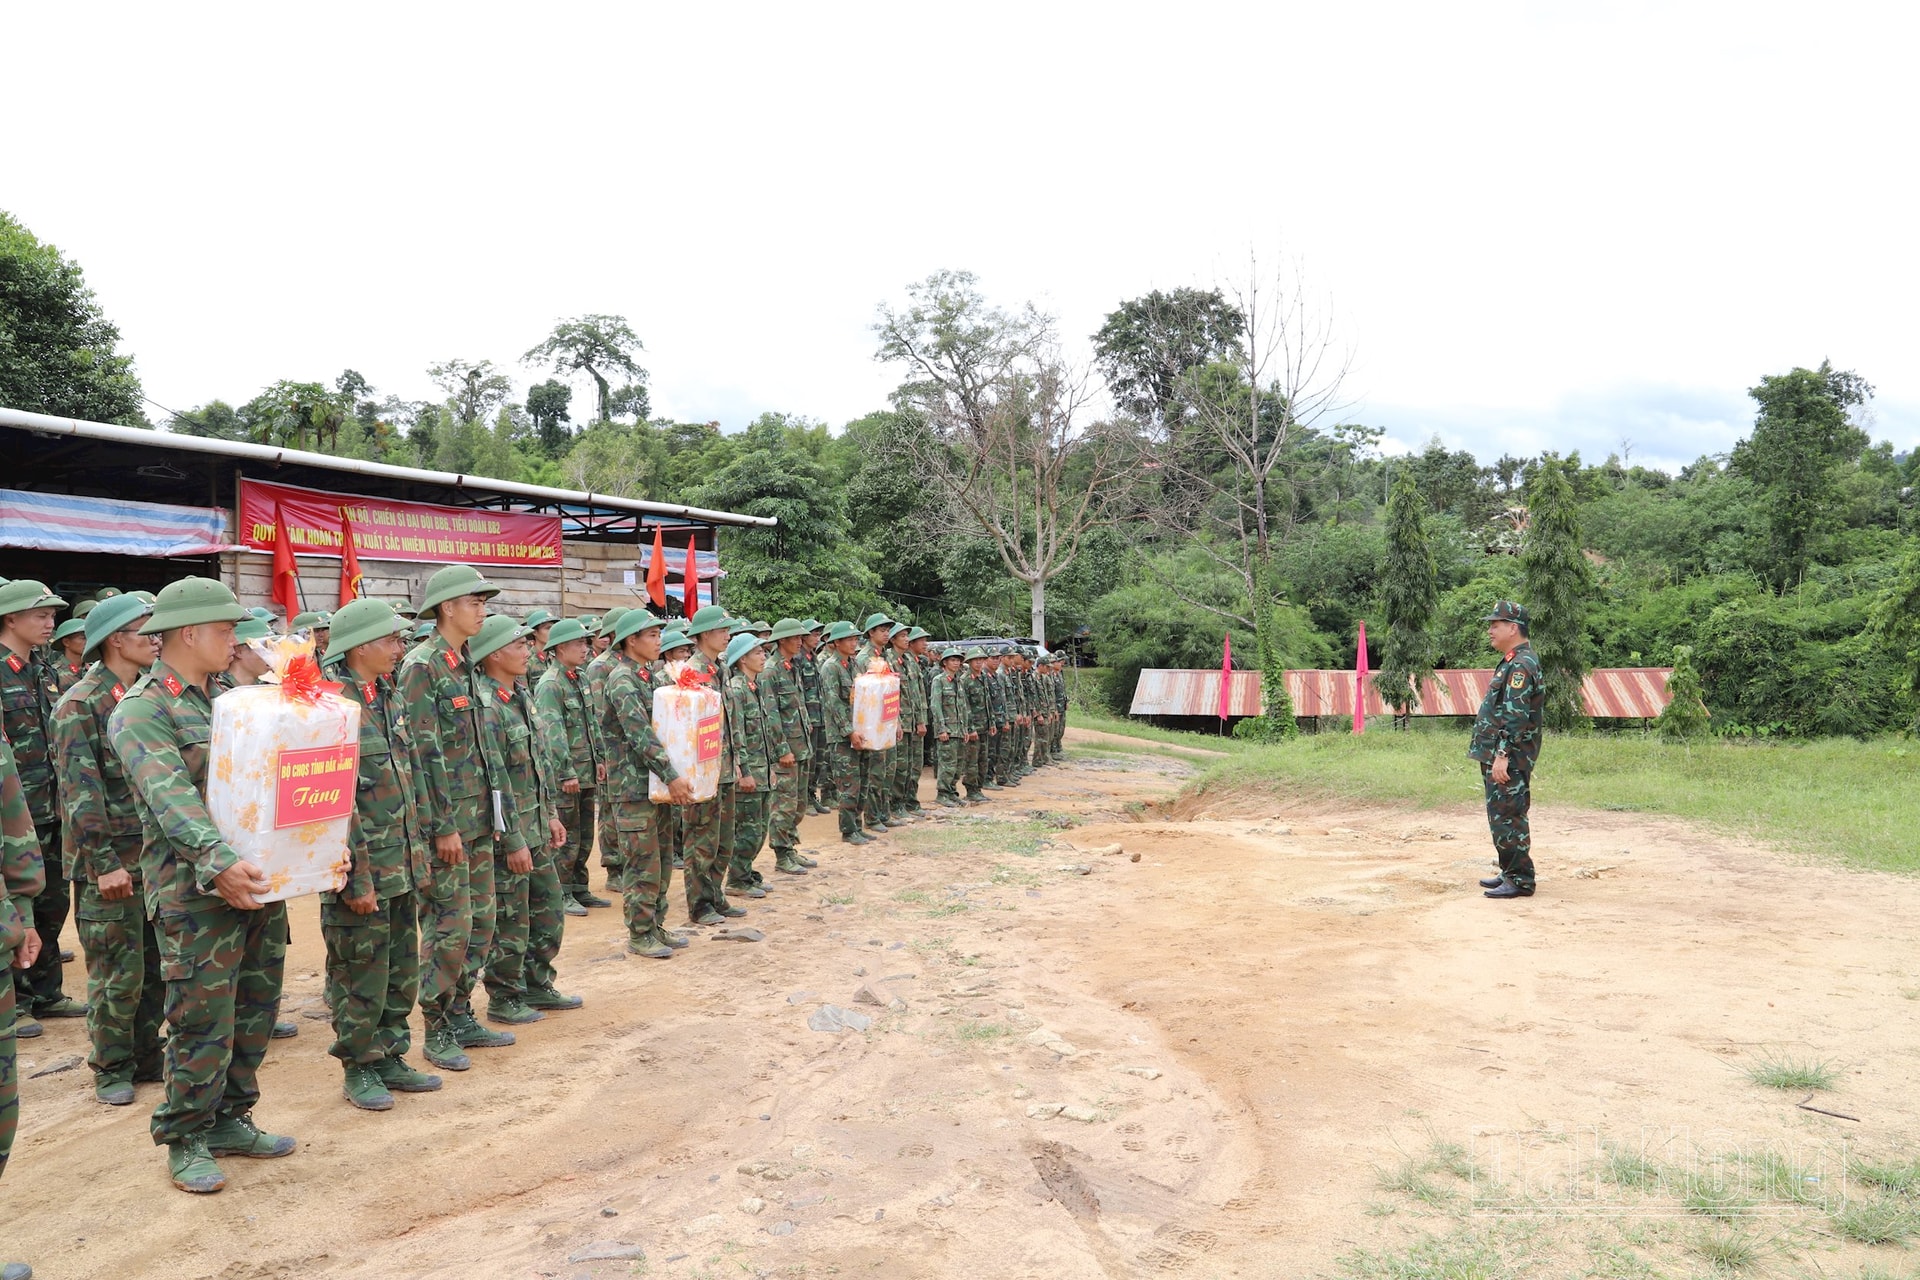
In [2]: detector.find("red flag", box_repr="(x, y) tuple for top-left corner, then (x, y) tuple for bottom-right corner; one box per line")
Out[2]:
(1353, 620), (1369, 735)
(338, 506), (363, 606)
(272, 501), (301, 625)
(646, 525), (667, 610)
(682, 534), (699, 620)
(1219, 632), (1232, 722)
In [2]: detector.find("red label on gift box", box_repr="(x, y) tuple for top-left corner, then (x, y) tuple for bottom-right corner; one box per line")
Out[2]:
(274, 743), (360, 829)
(881, 691), (900, 723)
(696, 714), (723, 762)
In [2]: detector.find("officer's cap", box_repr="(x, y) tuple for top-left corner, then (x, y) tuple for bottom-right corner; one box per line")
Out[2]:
(1482, 601), (1530, 629)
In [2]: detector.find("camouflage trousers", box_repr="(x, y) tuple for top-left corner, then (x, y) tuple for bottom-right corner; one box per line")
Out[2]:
(681, 787), (735, 920)
(809, 725), (833, 806)
(728, 784), (770, 888)
(321, 891), (420, 1065)
(768, 758), (807, 855)
(984, 729), (1005, 784)
(858, 747), (888, 825)
(150, 899), (288, 1145)
(1052, 708), (1066, 754)
(556, 786), (598, 893)
(1481, 762), (1536, 889)
(935, 736), (963, 802)
(1011, 723), (1030, 774)
(1, 972), (16, 1177)
(608, 798), (667, 943)
(13, 819), (69, 1009)
(483, 835), (540, 1003)
(417, 831), (496, 1022)
(659, 803), (684, 870)
(76, 878), (163, 1087)
(894, 732), (924, 811)
(961, 736), (984, 799)
(826, 741), (861, 838)
(1031, 718), (1052, 766)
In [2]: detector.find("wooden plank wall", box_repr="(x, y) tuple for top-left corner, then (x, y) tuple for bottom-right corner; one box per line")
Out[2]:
(219, 537), (697, 621)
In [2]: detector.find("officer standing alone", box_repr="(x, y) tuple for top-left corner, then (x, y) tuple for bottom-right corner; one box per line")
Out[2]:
(1469, 601), (1545, 900)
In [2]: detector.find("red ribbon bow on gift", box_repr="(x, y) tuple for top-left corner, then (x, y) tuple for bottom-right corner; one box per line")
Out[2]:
(278, 653), (343, 705)
(675, 664), (713, 689)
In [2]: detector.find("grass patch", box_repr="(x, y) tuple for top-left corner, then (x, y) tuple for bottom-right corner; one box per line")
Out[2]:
(1334, 1226), (1528, 1279)
(1852, 1156), (1920, 1194)
(1676, 1170), (1755, 1220)
(1178, 732), (1920, 873)
(1066, 706), (1248, 755)
(817, 891), (854, 906)
(892, 817), (1055, 859)
(1689, 1227), (1758, 1272)
(1376, 1156), (1455, 1207)
(1832, 1198), (1920, 1244)
(1742, 1050), (1838, 1091)
(1597, 1145), (1663, 1190)
(1736, 1150), (1824, 1205)
(952, 1019), (1014, 1043)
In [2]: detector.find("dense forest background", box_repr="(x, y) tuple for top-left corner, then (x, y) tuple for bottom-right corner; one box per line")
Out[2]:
(8, 208), (1920, 738)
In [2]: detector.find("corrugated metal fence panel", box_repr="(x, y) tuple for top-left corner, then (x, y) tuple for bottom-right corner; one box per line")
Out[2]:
(1129, 668), (1673, 718)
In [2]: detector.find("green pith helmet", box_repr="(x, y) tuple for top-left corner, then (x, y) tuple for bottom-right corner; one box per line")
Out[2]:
(411, 620), (434, 641)
(469, 614), (532, 663)
(770, 618), (809, 642)
(686, 604), (731, 638)
(232, 618), (273, 644)
(132, 590), (157, 604)
(95, 587), (122, 600)
(388, 599), (419, 620)
(523, 607), (557, 631)
(290, 610), (329, 631)
(823, 620), (859, 643)
(614, 607), (665, 644)
(419, 564), (500, 616)
(140, 577), (245, 634)
(727, 619), (754, 637)
(802, 618), (822, 633)
(0, 579), (66, 618)
(52, 618), (88, 644)
(247, 607), (275, 623)
(940, 646), (964, 664)
(600, 606), (631, 637)
(965, 647), (987, 661)
(861, 611), (894, 635)
(544, 617), (591, 648)
(888, 622), (909, 639)
(82, 594), (154, 659)
(722, 633), (762, 668)
(907, 626), (929, 641)
(658, 628), (690, 652)
(72, 599), (99, 621)
(575, 614), (601, 635)
(325, 599), (406, 660)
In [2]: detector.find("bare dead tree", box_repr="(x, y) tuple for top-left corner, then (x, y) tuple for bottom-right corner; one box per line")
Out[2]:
(875, 271), (1136, 642)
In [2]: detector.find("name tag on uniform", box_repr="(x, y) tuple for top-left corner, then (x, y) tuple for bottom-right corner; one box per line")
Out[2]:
(451, 694), (470, 710)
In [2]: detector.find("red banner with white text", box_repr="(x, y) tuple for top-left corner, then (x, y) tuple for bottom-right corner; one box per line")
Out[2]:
(238, 478), (561, 567)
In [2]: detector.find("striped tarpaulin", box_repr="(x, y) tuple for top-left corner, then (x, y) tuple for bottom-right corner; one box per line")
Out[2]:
(0, 488), (237, 557)
(1130, 668), (1674, 719)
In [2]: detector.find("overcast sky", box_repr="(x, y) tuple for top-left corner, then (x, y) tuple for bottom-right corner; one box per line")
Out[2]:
(9, 2), (1915, 474)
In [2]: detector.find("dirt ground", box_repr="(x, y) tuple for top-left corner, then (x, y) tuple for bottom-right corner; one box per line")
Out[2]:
(8, 732), (1920, 1278)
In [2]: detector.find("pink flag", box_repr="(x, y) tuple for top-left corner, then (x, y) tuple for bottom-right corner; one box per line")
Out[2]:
(1219, 632), (1233, 722)
(1353, 620), (1369, 735)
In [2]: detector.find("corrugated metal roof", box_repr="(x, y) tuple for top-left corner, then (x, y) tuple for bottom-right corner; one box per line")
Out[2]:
(1130, 668), (1674, 719)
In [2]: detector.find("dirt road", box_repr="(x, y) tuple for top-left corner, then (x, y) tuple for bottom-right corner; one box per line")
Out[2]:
(8, 732), (1919, 1277)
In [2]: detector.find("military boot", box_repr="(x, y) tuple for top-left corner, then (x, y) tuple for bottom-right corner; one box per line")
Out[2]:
(94, 1076), (135, 1107)
(730, 881), (767, 899)
(524, 985), (584, 1011)
(793, 849), (818, 867)
(563, 897), (588, 918)
(774, 851), (809, 875)
(842, 830), (871, 846)
(343, 1063), (395, 1112)
(692, 908), (728, 926)
(484, 995), (544, 1026)
(628, 935), (673, 959)
(452, 1008), (517, 1047)
(374, 1055), (443, 1092)
(575, 887), (612, 909)
(271, 1019), (298, 1039)
(656, 928), (690, 949)
(13, 1016), (41, 1038)
(35, 996), (86, 1019)
(715, 902), (747, 918)
(423, 1022), (471, 1072)
(204, 1112), (297, 1158)
(167, 1134), (227, 1193)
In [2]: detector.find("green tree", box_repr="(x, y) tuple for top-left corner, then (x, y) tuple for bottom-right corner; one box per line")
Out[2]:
(1655, 644), (1711, 739)
(1728, 362), (1873, 589)
(688, 417), (879, 622)
(1868, 539), (1920, 728)
(522, 314), (646, 424)
(0, 210), (145, 424)
(170, 399), (247, 441)
(1520, 454), (1594, 731)
(239, 380), (352, 451)
(1375, 466), (1437, 720)
(428, 358), (514, 425)
(1092, 287), (1245, 429)
(559, 422), (652, 497)
(526, 379), (573, 456)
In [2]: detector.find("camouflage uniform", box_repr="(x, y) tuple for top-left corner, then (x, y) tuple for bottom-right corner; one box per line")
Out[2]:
(325, 673), (428, 1066)
(0, 739), (45, 1177)
(52, 655), (88, 699)
(679, 650), (735, 921)
(816, 647), (861, 838)
(767, 652), (812, 863)
(851, 642), (893, 828)
(725, 667), (776, 892)
(581, 647), (621, 884)
(1468, 641), (1546, 891)
(985, 664), (1011, 786)
(650, 661), (686, 873)
(891, 645), (926, 816)
(961, 666), (990, 800)
(397, 635), (498, 1032)
(929, 663), (967, 804)
(799, 643), (830, 809)
(534, 662), (602, 903)
(1052, 664), (1069, 755)
(601, 651), (680, 946)
(3, 638), (70, 1012)
(54, 663), (162, 1092)
(476, 670), (552, 1007)
(111, 660), (289, 1147)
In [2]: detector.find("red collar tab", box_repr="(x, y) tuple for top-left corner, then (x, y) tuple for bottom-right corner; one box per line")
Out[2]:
(68, 662), (80, 674)
(162, 674), (183, 698)
(1504, 648), (1519, 662)
(444, 649), (460, 671)
(362, 681), (378, 703)
(451, 694), (470, 710)
(496, 685), (512, 702)
(4, 655), (21, 672)
(110, 683), (126, 702)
